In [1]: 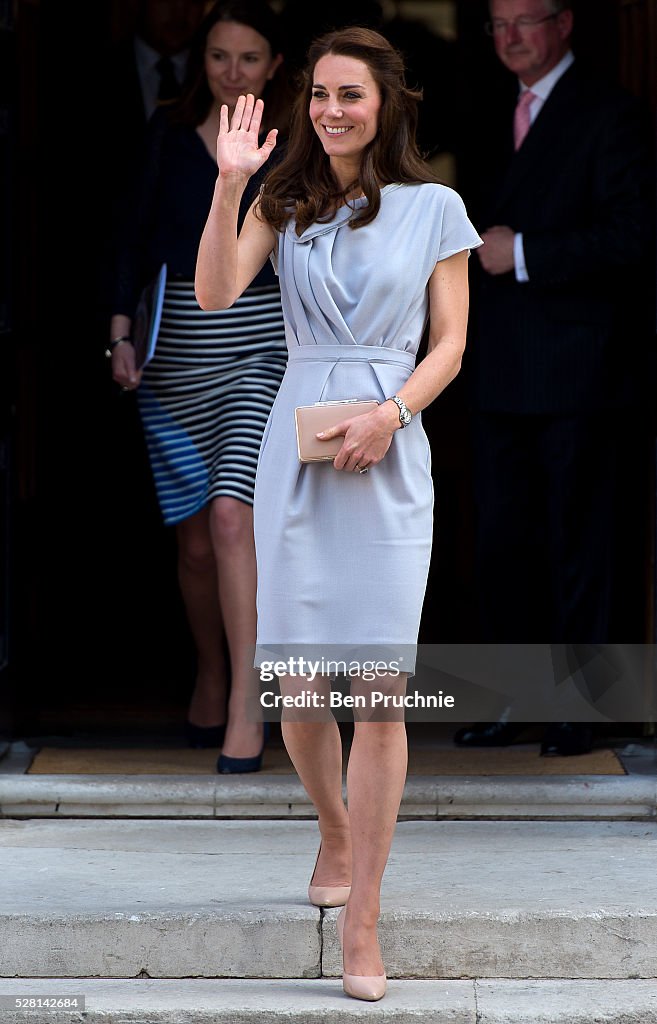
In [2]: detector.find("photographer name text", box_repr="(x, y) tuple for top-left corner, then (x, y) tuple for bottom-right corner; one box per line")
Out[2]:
(260, 690), (455, 709)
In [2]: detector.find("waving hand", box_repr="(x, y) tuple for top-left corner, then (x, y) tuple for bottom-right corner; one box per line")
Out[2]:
(217, 94), (278, 178)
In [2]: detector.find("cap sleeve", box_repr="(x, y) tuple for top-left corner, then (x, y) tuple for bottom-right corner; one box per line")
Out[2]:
(435, 187), (483, 263)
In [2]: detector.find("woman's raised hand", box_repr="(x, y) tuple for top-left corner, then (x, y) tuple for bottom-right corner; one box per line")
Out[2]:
(217, 94), (278, 179)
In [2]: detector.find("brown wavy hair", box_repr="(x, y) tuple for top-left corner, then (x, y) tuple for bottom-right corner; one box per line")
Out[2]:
(171, 0), (294, 138)
(258, 26), (440, 235)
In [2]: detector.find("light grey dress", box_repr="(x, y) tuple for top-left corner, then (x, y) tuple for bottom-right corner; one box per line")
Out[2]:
(253, 182), (483, 672)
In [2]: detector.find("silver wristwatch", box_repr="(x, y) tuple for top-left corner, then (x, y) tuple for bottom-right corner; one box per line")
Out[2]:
(390, 394), (412, 427)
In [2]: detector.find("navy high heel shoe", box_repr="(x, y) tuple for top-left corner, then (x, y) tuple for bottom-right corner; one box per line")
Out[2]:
(185, 721), (226, 749)
(217, 722), (270, 774)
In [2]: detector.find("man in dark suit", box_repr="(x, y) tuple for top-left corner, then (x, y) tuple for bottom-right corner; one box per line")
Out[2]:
(104, 0), (206, 195)
(99, 0), (207, 320)
(455, 0), (654, 754)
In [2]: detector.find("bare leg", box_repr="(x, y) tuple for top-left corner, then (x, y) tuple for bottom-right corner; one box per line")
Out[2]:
(176, 508), (228, 727)
(342, 673), (408, 977)
(208, 496), (262, 758)
(279, 674), (351, 886)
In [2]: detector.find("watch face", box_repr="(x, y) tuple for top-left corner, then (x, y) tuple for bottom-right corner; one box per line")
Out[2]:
(401, 407), (412, 425)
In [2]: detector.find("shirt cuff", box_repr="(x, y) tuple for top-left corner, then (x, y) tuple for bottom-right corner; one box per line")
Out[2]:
(514, 233), (529, 282)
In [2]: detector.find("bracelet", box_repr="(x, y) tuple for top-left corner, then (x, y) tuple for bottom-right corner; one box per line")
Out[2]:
(105, 336), (131, 359)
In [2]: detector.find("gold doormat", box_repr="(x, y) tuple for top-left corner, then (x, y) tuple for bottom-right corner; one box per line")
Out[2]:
(28, 743), (625, 776)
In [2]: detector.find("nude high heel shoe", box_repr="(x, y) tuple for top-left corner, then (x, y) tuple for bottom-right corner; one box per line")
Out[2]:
(336, 906), (387, 1001)
(307, 844), (351, 907)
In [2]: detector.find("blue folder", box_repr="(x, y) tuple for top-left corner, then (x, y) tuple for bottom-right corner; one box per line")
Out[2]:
(132, 263), (167, 370)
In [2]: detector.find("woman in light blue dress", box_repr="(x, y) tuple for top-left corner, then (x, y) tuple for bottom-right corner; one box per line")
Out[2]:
(196, 26), (482, 1002)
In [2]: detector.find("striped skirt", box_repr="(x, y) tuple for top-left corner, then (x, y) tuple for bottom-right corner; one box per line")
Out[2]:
(137, 280), (287, 526)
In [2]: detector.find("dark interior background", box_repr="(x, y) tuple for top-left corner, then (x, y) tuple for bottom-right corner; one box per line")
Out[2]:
(1, 0), (655, 739)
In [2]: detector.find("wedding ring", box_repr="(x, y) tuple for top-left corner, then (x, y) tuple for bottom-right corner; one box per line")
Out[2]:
(121, 385), (130, 392)
(359, 467), (369, 474)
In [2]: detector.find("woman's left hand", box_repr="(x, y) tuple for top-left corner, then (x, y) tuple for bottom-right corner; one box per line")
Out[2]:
(318, 406), (397, 473)
(112, 341), (143, 391)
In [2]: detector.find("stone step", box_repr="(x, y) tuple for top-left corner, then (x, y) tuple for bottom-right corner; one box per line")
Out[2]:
(2, 773), (656, 819)
(0, 978), (655, 1023)
(0, 819), (655, 981)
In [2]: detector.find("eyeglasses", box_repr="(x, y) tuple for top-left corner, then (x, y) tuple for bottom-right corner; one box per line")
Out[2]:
(484, 13), (558, 35)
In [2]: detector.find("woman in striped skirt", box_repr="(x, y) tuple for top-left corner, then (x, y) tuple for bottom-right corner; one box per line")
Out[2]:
(109, 0), (293, 772)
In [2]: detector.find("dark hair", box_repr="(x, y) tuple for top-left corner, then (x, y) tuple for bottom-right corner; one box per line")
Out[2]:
(258, 26), (440, 235)
(172, 0), (293, 136)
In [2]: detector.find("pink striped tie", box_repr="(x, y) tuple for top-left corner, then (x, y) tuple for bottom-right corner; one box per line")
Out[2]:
(513, 89), (536, 150)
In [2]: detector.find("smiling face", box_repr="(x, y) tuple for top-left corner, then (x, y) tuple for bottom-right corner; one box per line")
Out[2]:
(490, 0), (572, 86)
(204, 20), (283, 112)
(309, 54), (382, 173)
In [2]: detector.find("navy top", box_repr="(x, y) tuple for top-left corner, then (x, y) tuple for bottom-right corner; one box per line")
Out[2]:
(113, 107), (279, 316)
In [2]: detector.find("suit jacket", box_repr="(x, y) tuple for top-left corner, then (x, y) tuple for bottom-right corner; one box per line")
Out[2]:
(466, 62), (654, 414)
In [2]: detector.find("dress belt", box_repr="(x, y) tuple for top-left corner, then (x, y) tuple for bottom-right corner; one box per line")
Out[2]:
(287, 344), (416, 371)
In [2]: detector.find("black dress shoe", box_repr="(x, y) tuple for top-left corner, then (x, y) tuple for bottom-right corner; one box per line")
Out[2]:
(540, 723), (593, 757)
(453, 721), (529, 747)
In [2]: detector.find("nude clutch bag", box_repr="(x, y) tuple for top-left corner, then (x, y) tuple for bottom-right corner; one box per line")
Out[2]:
(295, 399), (380, 462)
